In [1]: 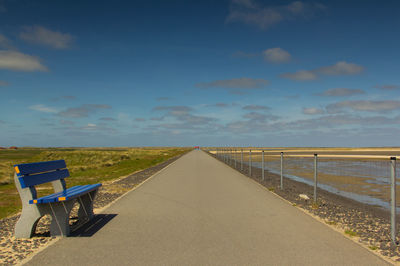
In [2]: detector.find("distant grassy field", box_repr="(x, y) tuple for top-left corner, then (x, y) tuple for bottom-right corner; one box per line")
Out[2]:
(0, 147), (190, 219)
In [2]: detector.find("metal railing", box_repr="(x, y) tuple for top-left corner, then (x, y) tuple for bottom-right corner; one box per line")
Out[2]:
(208, 147), (399, 244)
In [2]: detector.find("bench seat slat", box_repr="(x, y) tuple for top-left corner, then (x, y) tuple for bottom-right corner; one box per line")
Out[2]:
(19, 169), (70, 188)
(30, 185), (85, 204)
(29, 184), (102, 204)
(15, 160), (67, 175)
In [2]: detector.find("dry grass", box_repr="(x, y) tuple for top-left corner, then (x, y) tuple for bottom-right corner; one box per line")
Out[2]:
(0, 147), (189, 218)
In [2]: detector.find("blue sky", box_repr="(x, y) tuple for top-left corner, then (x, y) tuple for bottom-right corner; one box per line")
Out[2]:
(0, 0), (399, 147)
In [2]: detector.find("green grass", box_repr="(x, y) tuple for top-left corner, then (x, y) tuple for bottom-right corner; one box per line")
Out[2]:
(344, 230), (358, 237)
(369, 245), (378, 250)
(0, 147), (190, 219)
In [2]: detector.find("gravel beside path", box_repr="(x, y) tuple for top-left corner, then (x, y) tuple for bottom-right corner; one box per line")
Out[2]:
(210, 153), (400, 263)
(0, 154), (184, 265)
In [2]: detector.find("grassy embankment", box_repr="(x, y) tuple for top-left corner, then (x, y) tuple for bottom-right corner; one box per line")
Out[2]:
(0, 147), (189, 219)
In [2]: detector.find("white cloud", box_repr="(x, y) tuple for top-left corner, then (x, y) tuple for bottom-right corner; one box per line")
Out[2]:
(263, 47), (291, 63)
(281, 61), (364, 81)
(29, 104), (57, 113)
(280, 70), (317, 81)
(242, 104), (270, 111)
(226, 0), (326, 30)
(326, 100), (400, 113)
(303, 107), (324, 115)
(0, 50), (48, 72)
(20, 25), (74, 49)
(100, 117), (117, 121)
(374, 84), (400, 90)
(58, 104), (111, 118)
(317, 61), (364, 75)
(196, 78), (269, 94)
(318, 88), (365, 97)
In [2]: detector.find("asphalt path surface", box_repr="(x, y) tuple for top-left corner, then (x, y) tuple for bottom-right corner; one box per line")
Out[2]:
(26, 150), (389, 265)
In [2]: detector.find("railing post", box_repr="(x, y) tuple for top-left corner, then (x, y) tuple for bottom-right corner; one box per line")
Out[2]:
(262, 150), (265, 181)
(249, 149), (252, 177)
(391, 157), (397, 245)
(234, 148), (237, 169)
(280, 152), (283, 189)
(241, 149), (243, 171)
(314, 154), (318, 203)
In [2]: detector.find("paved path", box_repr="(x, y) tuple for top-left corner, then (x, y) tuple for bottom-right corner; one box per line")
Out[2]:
(26, 150), (388, 265)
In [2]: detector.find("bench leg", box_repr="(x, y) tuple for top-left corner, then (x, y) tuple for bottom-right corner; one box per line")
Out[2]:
(48, 201), (75, 236)
(78, 190), (98, 222)
(14, 209), (41, 238)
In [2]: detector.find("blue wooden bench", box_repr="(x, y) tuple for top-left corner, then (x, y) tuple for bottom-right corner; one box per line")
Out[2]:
(13, 160), (102, 238)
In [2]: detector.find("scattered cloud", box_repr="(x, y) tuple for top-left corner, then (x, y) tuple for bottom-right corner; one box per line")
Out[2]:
(196, 78), (268, 89)
(59, 120), (74, 125)
(153, 105), (192, 115)
(207, 103), (230, 108)
(82, 123), (97, 130)
(317, 61), (364, 76)
(0, 50), (48, 71)
(196, 77), (269, 94)
(135, 118), (146, 122)
(225, 112), (278, 134)
(282, 114), (400, 130)
(100, 117), (117, 121)
(226, 0), (326, 30)
(263, 47), (291, 63)
(58, 104), (111, 118)
(19, 25), (74, 49)
(281, 70), (317, 81)
(242, 104), (270, 111)
(317, 88), (365, 97)
(152, 105), (218, 132)
(281, 61), (364, 81)
(150, 117), (164, 121)
(374, 84), (400, 90)
(0, 80), (8, 86)
(243, 112), (278, 121)
(326, 100), (400, 113)
(29, 104), (57, 113)
(0, 34), (13, 49)
(303, 107), (325, 115)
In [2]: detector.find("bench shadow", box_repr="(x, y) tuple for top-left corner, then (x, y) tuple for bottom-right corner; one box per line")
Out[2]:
(70, 214), (117, 237)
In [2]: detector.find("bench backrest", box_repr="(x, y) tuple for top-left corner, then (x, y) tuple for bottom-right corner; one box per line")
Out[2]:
(14, 160), (69, 188)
